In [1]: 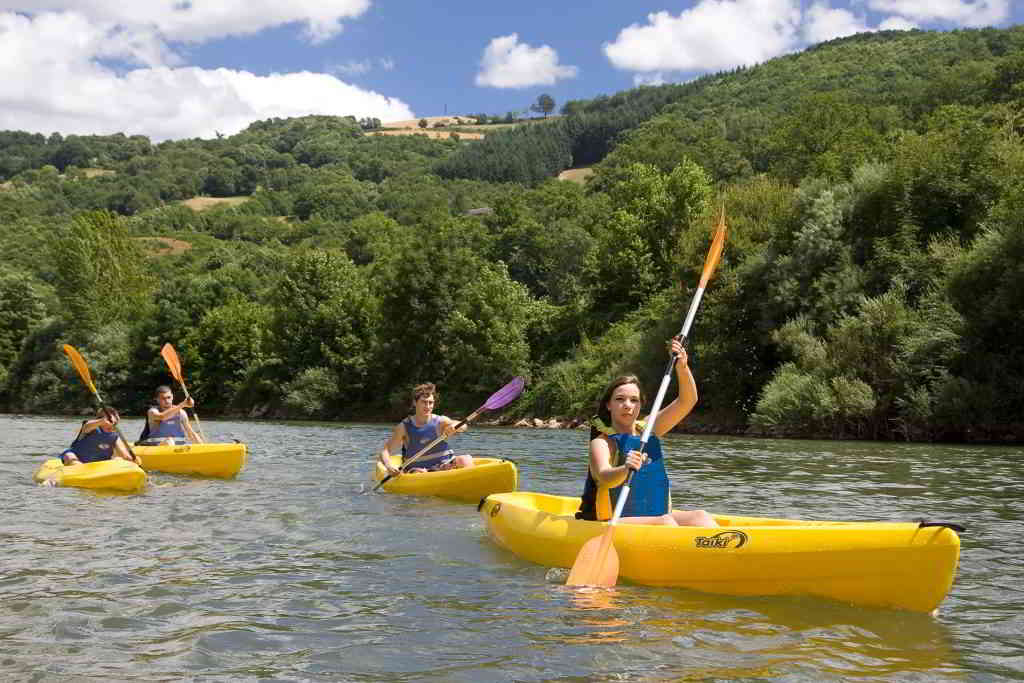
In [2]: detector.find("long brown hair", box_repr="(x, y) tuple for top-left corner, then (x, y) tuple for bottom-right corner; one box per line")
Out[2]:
(589, 375), (644, 440)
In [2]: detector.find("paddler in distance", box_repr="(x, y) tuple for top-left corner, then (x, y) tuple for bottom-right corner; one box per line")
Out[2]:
(138, 384), (202, 445)
(378, 382), (474, 475)
(59, 407), (137, 465)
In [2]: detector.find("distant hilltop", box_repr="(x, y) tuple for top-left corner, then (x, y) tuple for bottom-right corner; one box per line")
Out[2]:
(376, 115), (484, 140)
(381, 115), (478, 127)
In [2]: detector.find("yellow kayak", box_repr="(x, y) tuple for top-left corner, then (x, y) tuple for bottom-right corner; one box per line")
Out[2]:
(374, 455), (517, 503)
(33, 458), (146, 493)
(132, 442), (247, 478)
(478, 492), (961, 613)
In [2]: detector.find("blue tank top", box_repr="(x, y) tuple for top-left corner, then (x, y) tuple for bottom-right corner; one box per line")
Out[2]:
(402, 415), (452, 466)
(577, 432), (670, 520)
(149, 410), (186, 440)
(69, 424), (120, 463)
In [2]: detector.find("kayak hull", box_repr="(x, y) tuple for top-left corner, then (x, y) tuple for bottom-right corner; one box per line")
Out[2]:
(34, 458), (146, 493)
(374, 455), (517, 503)
(478, 492), (961, 613)
(133, 442), (247, 478)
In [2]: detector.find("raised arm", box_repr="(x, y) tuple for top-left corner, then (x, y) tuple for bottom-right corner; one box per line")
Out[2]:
(653, 339), (697, 437)
(149, 395), (195, 422)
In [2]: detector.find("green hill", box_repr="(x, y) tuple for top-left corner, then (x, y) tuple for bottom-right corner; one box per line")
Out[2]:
(1, 26), (1023, 441)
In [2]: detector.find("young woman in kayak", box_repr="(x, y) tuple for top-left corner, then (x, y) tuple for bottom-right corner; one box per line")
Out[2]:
(60, 408), (137, 465)
(576, 337), (717, 527)
(378, 383), (474, 475)
(138, 385), (201, 445)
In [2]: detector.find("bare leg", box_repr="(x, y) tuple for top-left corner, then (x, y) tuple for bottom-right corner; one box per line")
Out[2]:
(620, 514), (679, 526)
(670, 509), (718, 528)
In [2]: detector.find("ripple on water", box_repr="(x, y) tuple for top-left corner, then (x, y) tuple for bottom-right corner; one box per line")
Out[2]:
(1, 417), (1022, 680)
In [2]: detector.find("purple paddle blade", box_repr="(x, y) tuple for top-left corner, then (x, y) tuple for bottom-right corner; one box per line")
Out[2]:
(483, 376), (525, 411)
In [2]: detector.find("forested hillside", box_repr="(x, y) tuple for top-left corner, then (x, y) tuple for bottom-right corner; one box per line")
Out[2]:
(2, 26), (1023, 441)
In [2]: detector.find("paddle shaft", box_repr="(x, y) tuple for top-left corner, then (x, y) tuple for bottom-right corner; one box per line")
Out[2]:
(161, 343), (205, 442)
(175, 380), (206, 442)
(566, 214), (725, 587)
(608, 267), (712, 525)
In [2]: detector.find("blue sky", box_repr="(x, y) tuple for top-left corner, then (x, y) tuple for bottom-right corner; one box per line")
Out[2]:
(1, 1), (1021, 141)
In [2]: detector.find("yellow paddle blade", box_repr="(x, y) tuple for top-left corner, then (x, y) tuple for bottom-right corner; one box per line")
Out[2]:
(698, 206), (728, 289)
(566, 527), (620, 587)
(160, 342), (183, 383)
(62, 344), (97, 395)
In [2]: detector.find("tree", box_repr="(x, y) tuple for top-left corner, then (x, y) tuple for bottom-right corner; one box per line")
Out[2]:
(267, 249), (381, 397)
(51, 210), (154, 335)
(0, 272), (47, 389)
(531, 94), (556, 118)
(374, 221), (537, 407)
(418, 118), (428, 129)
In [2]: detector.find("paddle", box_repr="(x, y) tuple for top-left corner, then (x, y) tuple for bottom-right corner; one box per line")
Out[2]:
(566, 209), (728, 587)
(61, 344), (141, 466)
(373, 376), (525, 492)
(160, 342), (206, 442)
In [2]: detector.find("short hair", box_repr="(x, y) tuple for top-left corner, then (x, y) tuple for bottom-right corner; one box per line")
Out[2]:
(410, 383), (437, 410)
(154, 385), (173, 396)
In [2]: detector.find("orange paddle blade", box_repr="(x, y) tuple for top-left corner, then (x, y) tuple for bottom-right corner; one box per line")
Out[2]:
(62, 344), (97, 395)
(566, 527), (620, 587)
(160, 342), (183, 383)
(698, 206), (728, 289)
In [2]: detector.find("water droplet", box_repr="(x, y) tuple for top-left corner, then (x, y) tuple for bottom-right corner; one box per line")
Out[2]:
(545, 567), (570, 584)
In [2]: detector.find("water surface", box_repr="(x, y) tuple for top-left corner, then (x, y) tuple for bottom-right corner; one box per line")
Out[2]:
(2, 415), (1021, 680)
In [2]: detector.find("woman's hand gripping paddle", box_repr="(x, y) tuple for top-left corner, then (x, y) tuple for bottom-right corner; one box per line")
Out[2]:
(566, 209), (727, 587)
(160, 342), (206, 442)
(373, 376), (525, 492)
(62, 344), (141, 465)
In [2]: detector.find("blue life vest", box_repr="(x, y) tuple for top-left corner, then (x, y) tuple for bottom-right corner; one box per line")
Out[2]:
(145, 409), (186, 441)
(402, 415), (453, 469)
(577, 431), (670, 521)
(67, 423), (120, 463)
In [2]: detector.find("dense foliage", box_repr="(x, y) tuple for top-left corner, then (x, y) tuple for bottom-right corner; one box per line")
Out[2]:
(2, 26), (1023, 441)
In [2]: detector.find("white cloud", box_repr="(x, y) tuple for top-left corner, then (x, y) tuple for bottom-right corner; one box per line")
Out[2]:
(603, 0), (981, 78)
(0, 9), (413, 140)
(804, 3), (869, 43)
(475, 33), (578, 88)
(604, 0), (803, 73)
(867, 0), (1009, 27)
(0, 0), (371, 43)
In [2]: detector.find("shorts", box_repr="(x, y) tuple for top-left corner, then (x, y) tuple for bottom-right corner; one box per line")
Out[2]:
(408, 452), (456, 471)
(60, 449), (107, 465)
(138, 438), (187, 446)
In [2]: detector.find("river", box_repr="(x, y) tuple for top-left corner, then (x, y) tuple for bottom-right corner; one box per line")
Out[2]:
(2, 414), (1022, 681)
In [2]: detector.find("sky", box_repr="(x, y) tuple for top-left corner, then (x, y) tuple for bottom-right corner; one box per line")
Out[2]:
(0, 1), (1021, 142)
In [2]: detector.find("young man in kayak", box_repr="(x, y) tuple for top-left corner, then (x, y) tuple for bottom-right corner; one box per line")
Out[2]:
(138, 385), (202, 445)
(60, 408), (137, 465)
(576, 337), (717, 527)
(378, 382), (474, 475)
